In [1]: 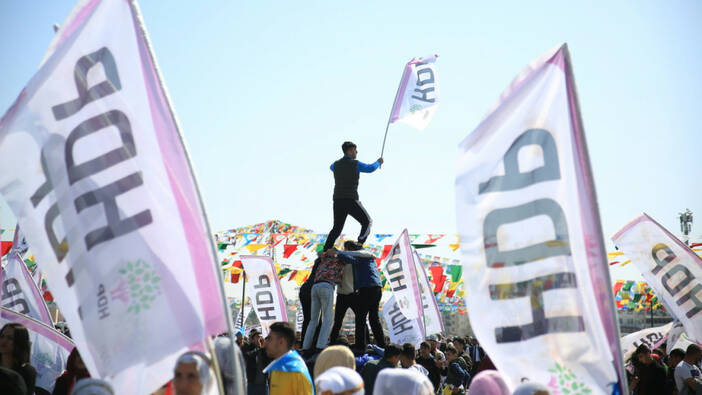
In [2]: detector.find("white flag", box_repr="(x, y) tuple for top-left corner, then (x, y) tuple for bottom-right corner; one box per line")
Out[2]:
(389, 55), (439, 130)
(413, 250), (444, 335)
(455, 44), (622, 393)
(382, 295), (424, 347)
(0, 307), (74, 392)
(381, 229), (423, 320)
(0, 0), (227, 392)
(666, 321), (685, 355)
(619, 322), (673, 360)
(236, 302), (252, 331)
(612, 214), (702, 343)
(241, 255), (288, 336)
(1, 251), (53, 325)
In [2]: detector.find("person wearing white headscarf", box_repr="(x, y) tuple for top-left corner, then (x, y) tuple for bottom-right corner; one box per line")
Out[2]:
(315, 366), (364, 395)
(173, 351), (215, 395)
(70, 378), (114, 395)
(372, 368), (434, 395)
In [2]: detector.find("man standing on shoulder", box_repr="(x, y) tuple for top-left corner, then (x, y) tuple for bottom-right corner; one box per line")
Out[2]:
(323, 141), (383, 250)
(263, 322), (313, 395)
(674, 344), (702, 394)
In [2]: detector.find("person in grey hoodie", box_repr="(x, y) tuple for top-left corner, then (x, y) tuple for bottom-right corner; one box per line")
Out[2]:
(337, 241), (385, 351)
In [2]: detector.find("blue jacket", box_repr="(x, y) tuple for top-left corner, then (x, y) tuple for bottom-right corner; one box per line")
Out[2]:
(337, 251), (381, 290)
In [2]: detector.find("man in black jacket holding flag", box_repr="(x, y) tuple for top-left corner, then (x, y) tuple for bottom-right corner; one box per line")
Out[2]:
(323, 141), (383, 251)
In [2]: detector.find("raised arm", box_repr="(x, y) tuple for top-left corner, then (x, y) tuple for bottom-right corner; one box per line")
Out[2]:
(357, 158), (383, 173)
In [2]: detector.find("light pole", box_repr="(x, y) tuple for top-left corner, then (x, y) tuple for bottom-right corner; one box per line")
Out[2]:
(679, 209), (693, 245)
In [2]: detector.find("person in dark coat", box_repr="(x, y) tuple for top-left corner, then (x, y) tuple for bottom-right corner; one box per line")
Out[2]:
(323, 141), (383, 250)
(0, 323), (36, 394)
(630, 344), (666, 395)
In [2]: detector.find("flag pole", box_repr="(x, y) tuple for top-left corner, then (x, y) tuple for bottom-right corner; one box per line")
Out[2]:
(380, 62), (410, 160)
(128, 2), (238, 392)
(412, 250), (428, 337)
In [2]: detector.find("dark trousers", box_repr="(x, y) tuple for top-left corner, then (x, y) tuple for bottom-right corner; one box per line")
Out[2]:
(299, 284), (320, 346)
(330, 292), (361, 344)
(323, 199), (372, 250)
(355, 286), (384, 349)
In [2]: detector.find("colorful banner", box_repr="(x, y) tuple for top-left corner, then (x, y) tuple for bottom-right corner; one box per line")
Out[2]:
(455, 44), (622, 393)
(612, 214), (702, 343)
(413, 249), (444, 335)
(1, 251), (53, 325)
(620, 322), (673, 360)
(381, 295), (424, 347)
(381, 230), (423, 320)
(0, 307), (74, 392)
(389, 55), (439, 130)
(0, 0), (227, 392)
(241, 255), (288, 336)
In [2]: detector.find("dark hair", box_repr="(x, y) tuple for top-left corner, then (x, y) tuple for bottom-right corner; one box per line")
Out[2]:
(420, 341), (430, 350)
(384, 344), (402, 359)
(669, 348), (685, 359)
(401, 343), (416, 359)
(686, 344), (701, 357)
(341, 141), (356, 154)
(0, 324), (30, 367)
(454, 337), (466, 347)
(334, 336), (351, 348)
(445, 345), (458, 355)
(269, 322), (295, 349)
(343, 241), (362, 251)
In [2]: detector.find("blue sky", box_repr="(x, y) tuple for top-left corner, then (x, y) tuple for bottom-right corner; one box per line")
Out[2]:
(1, 1), (700, 281)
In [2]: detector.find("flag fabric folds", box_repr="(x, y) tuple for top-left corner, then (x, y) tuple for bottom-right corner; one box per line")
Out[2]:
(1, 251), (53, 326)
(381, 295), (424, 346)
(619, 322), (673, 360)
(381, 230), (424, 320)
(612, 214), (702, 343)
(413, 250), (445, 335)
(240, 255), (288, 336)
(0, 0), (227, 392)
(455, 44), (622, 393)
(0, 307), (74, 392)
(389, 55), (439, 131)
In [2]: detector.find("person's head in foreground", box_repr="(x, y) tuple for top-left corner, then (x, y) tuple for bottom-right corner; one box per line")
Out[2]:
(512, 381), (551, 395)
(467, 370), (510, 395)
(444, 345), (458, 362)
(633, 344), (653, 366)
(315, 366), (364, 395)
(0, 323), (31, 368)
(372, 367), (433, 395)
(70, 378), (115, 395)
(173, 351), (214, 395)
(684, 343), (702, 364)
(0, 367), (26, 395)
(265, 321), (295, 360)
(419, 342), (431, 358)
(383, 343), (403, 366)
(314, 345), (356, 378)
(400, 343), (417, 368)
(668, 348), (685, 369)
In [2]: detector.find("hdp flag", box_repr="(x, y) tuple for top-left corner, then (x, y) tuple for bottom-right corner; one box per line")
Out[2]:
(0, 0), (228, 392)
(389, 55), (439, 130)
(455, 44), (624, 394)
